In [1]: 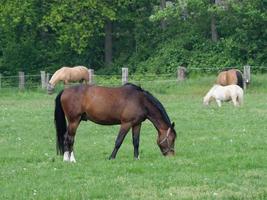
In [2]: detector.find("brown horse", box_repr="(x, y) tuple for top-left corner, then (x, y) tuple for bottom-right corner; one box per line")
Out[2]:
(54, 83), (176, 162)
(216, 69), (244, 89)
(47, 66), (89, 94)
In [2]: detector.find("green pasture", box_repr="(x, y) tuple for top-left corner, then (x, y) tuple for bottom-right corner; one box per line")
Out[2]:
(0, 75), (266, 200)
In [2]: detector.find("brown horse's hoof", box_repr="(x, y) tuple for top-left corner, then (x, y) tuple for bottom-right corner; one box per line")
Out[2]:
(109, 156), (115, 160)
(134, 156), (140, 160)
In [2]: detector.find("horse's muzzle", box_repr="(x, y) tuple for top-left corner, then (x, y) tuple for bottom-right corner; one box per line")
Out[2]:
(47, 89), (54, 95)
(164, 150), (175, 156)
(168, 151), (175, 156)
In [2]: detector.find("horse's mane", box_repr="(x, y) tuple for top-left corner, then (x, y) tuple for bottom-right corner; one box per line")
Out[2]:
(124, 83), (143, 91)
(124, 83), (174, 132)
(144, 90), (173, 126)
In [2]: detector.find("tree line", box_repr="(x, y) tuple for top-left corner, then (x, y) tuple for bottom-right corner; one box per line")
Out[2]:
(0, 0), (266, 75)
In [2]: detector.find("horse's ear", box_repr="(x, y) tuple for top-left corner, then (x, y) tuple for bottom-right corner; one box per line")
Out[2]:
(171, 122), (175, 128)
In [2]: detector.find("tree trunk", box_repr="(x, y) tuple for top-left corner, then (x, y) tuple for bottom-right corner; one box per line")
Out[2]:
(211, 0), (221, 42)
(211, 15), (218, 42)
(105, 20), (112, 66)
(160, 0), (166, 30)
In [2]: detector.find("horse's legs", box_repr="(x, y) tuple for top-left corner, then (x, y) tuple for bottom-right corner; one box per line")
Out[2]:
(231, 96), (238, 106)
(238, 94), (243, 106)
(109, 123), (131, 160)
(216, 99), (222, 107)
(132, 124), (141, 159)
(64, 119), (80, 162)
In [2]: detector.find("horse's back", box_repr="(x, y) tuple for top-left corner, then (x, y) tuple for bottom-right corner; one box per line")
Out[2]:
(216, 69), (242, 86)
(72, 66), (88, 72)
(84, 85), (145, 112)
(226, 85), (243, 97)
(71, 66), (89, 81)
(61, 84), (146, 125)
(216, 71), (227, 85)
(87, 85), (146, 124)
(232, 84), (243, 95)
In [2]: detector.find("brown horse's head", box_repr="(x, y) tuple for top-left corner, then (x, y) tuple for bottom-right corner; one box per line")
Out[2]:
(157, 122), (176, 156)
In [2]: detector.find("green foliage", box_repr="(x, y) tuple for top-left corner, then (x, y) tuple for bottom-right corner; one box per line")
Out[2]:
(0, 0), (266, 75)
(125, 0), (267, 73)
(41, 0), (115, 54)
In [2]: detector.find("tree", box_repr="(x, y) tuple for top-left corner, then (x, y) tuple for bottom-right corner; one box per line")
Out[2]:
(0, 0), (49, 74)
(42, 1), (116, 54)
(104, 19), (113, 66)
(210, 0), (221, 42)
(160, 0), (167, 30)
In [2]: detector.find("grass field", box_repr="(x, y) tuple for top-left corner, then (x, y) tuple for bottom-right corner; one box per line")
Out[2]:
(0, 75), (266, 200)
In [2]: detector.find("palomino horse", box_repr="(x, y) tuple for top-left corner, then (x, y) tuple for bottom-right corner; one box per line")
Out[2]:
(216, 69), (244, 89)
(47, 66), (89, 94)
(203, 84), (244, 107)
(54, 83), (176, 162)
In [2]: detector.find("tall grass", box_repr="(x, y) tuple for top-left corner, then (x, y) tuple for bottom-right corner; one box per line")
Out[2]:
(0, 75), (266, 199)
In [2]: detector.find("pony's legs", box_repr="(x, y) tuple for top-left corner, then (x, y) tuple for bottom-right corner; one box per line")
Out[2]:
(231, 96), (238, 106)
(132, 124), (141, 159)
(216, 99), (222, 107)
(109, 123), (131, 160)
(238, 95), (244, 106)
(64, 120), (80, 162)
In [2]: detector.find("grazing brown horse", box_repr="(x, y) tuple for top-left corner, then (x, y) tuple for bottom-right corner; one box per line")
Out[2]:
(54, 83), (177, 162)
(47, 66), (89, 94)
(216, 69), (244, 89)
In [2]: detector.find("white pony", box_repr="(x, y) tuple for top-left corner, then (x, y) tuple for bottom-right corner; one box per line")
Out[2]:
(203, 84), (244, 107)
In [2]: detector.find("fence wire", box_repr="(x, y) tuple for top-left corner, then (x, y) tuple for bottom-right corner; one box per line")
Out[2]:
(0, 66), (266, 90)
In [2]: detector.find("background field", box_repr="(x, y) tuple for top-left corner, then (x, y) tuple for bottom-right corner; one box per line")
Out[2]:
(0, 75), (266, 200)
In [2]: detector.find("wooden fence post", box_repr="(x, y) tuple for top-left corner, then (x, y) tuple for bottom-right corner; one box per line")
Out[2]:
(243, 65), (251, 89)
(40, 71), (46, 89)
(122, 67), (128, 85)
(19, 71), (25, 90)
(177, 66), (187, 81)
(46, 73), (50, 86)
(88, 69), (94, 84)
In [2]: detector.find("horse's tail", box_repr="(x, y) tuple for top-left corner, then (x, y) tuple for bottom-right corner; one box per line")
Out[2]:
(54, 90), (66, 155)
(235, 70), (244, 89)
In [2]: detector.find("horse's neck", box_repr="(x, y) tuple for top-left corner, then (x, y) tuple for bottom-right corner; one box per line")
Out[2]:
(145, 100), (169, 131)
(205, 87), (214, 98)
(208, 85), (220, 95)
(49, 69), (64, 86)
(204, 85), (218, 102)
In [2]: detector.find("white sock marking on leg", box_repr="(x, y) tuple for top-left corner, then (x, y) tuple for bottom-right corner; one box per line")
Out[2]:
(63, 151), (70, 162)
(70, 151), (76, 163)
